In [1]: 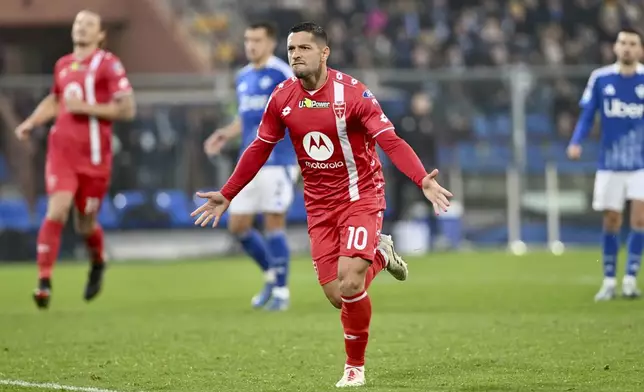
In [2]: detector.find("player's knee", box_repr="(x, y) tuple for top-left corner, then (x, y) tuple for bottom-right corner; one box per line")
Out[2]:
(603, 211), (623, 232)
(227, 215), (253, 236)
(630, 201), (644, 230)
(74, 214), (97, 236)
(337, 258), (368, 296)
(264, 213), (286, 232)
(45, 193), (73, 223)
(631, 217), (644, 231)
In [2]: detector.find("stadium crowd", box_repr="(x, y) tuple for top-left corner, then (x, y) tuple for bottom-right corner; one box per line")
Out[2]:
(1, 0), (642, 197)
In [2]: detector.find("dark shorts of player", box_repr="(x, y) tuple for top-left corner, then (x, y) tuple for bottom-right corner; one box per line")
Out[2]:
(307, 198), (384, 286)
(45, 153), (110, 215)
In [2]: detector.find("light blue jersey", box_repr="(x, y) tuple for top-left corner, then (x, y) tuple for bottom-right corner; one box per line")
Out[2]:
(236, 56), (296, 166)
(571, 63), (644, 171)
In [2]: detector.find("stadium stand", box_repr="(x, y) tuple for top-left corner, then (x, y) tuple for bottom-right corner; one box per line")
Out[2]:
(0, 0), (642, 257)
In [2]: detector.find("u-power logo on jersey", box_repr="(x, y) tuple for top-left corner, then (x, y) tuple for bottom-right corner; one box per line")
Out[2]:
(303, 131), (344, 169)
(604, 99), (644, 119)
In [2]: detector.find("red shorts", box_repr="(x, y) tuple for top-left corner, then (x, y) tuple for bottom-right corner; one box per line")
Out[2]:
(45, 158), (109, 215)
(307, 199), (384, 285)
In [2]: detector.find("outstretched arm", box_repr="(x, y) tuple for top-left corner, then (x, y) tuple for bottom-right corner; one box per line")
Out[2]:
(26, 94), (59, 127)
(355, 90), (451, 212)
(375, 130), (427, 187)
(220, 91), (286, 200)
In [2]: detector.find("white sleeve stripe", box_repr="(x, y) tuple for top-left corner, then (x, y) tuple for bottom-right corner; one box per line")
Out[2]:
(587, 64), (619, 88)
(372, 127), (395, 138)
(257, 135), (280, 144)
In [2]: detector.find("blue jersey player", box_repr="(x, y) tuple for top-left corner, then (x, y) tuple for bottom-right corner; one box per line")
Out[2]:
(204, 22), (296, 311)
(568, 28), (644, 301)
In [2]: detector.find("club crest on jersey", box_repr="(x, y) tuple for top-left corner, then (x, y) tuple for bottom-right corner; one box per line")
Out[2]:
(333, 102), (346, 119)
(604, 84), (615, 96)
(259, 76), (273, 90)
(636, 84), (644, 99)
(298, 98), (330, 109)
(112, 61), (124, 75)
(63, 82), (84, 100)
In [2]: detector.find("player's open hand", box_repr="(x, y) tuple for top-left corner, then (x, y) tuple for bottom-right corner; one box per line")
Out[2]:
(65, 97), (89, 115)
(421, 169), (453, 215)
(204, 130), (228, 156)
(191, 191), (231, 227)
(15, 120), (34, 141)
(566, 144), (582, 160)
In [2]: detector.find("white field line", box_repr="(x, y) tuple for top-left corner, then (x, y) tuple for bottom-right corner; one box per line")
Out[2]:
(0, 379), (132, 392)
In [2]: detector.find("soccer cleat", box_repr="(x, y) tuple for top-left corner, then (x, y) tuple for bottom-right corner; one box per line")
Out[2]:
(622, 275), (641, 299)
(378, 234), (408, 281)
(594, 278), (617, 302)
(33, 278), (52, 309)
(33, 288), (51, 309)
(265, 296), (289, 311)
(335, 365), (365, 388)
(84, 263), (105, 301)
(251, 282), (274, 309)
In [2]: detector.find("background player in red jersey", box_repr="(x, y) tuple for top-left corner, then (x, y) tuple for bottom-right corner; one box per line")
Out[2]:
(14, 10), (136, 309)
(191, 22), (451, 387)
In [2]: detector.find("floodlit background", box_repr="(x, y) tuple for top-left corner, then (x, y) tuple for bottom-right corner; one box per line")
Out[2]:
(1, 2), (644, 391)
(1, 0), (635, 260)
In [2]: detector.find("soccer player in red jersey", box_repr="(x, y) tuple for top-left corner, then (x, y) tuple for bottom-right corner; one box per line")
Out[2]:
(192, 22), (451, 387)
(14, 10), (136, 309)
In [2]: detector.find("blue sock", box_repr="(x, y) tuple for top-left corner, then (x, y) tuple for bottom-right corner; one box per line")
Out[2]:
(626, 229), (644, 277)
(602, 231), (620, 278)
(238, 229), (272, 272)
(266, 230), (290, 288)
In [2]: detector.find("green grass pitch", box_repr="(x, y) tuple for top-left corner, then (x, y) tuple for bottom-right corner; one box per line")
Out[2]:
(0, 250), (643, 392)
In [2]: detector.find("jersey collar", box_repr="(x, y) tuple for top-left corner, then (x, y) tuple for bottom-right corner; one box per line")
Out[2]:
(299, 67), (331, 96)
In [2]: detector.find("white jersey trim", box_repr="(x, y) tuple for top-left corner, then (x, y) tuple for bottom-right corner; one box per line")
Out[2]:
(257, 135), (280, 144)
(85, 51), (105, 165)
(372, 127), (395, 138)
(333, 80), (360, 201)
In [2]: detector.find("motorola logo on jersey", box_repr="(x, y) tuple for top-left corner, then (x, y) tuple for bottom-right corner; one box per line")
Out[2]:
(303, 132), (345, 169)
(303, 132), (334, 161)
(63, 82), (84, 100)
(603, 99), (644, 119)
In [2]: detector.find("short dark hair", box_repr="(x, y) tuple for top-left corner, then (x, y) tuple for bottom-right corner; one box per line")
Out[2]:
(618, 27), (643, 43)
(247, 21), (278, 39)
(288, 22), (328, 46)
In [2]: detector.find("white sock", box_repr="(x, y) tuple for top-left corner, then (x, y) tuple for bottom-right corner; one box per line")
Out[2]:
(272, 286), (289, 299)
(603, 277), (617, 286)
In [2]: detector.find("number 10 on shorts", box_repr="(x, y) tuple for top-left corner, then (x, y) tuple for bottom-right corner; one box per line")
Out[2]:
(347, 226), (368, 250)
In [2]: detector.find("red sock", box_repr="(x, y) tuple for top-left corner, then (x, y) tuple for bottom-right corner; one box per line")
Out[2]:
(365, 249), (387, 289)
(85, 225), (105, 265)
(341, 291), (372, 367)
(37, 219), (64, 279)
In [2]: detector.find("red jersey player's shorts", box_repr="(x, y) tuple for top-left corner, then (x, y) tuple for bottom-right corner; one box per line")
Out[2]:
(307, 198), (384, 285)
(45, 149), (109, 215)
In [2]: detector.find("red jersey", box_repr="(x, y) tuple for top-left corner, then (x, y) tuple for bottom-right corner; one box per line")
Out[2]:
(256, 69), (395, 211)
(220, 68), (428, 216)
(50, 49), (132, 177)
